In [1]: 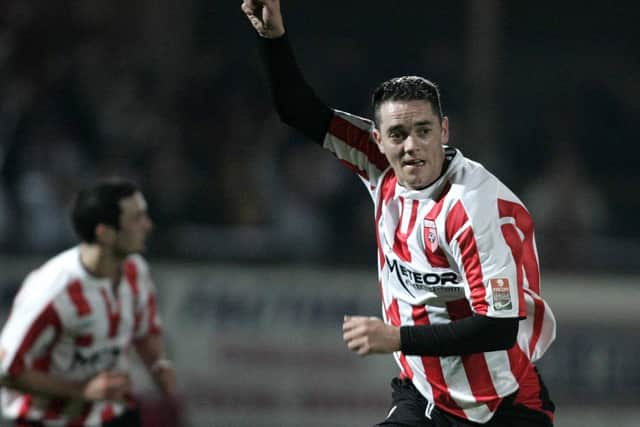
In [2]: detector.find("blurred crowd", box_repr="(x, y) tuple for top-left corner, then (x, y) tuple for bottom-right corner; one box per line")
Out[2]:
(0, 1), (637, 271)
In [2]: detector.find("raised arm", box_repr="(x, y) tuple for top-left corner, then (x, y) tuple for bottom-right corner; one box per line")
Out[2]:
(241, 0), (333, 144)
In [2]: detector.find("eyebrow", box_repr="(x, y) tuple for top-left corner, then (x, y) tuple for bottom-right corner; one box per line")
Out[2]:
(387, 124), (405, 134)
(387, 120), (434, 133)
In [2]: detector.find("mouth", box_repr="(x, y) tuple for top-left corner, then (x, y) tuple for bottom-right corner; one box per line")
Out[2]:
(402, 159), (425, 167)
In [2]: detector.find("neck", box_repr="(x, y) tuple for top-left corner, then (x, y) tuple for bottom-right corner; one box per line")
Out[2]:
(79, 243), (123, 284)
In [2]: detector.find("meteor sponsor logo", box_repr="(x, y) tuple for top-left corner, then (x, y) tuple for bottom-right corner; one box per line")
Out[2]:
(386, 256), (461, 297)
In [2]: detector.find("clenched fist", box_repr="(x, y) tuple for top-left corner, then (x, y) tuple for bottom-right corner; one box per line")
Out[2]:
(241, 0), (286, 38)
(82, 371), (132, 402)
(343, 315), (401, 356)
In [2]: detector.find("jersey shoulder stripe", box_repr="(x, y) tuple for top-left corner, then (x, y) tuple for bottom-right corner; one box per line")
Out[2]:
(324, 110), (389, 185)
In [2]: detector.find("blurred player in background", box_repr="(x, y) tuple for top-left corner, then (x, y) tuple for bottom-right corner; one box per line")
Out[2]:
(0, 178), (176, 427)
(242, 1), (556, 426)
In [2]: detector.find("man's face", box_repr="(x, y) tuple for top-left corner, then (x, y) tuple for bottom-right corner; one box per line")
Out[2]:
(373, 99), (449, 190)
(112, 192), (153, 257)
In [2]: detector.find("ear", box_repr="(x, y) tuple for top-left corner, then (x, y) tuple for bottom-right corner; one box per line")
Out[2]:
(440, 116), (450, 145)
(95, 224), (116, 245)
(372, 127), (385, 154)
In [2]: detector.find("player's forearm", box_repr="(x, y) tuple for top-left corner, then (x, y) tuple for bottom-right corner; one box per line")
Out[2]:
(134, 333), (165, 370)
(258, 34), (333, 143)
(134, 333), (175, 396)
(0, 369), (85, 400)
(400, 315), (518, 356)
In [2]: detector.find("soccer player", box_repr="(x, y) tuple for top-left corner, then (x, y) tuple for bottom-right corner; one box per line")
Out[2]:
(0, 178), (176, 427)
(242, 1), (557, 426)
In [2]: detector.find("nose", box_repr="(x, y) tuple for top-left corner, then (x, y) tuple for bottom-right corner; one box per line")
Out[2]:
(145, 216), (154, 233)
(404, 134), (418, 152)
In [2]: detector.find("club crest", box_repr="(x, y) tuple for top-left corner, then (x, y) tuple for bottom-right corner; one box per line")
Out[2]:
(423, 219), (438, 252)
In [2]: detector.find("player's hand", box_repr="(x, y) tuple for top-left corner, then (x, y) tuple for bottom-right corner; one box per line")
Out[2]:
(151, 360), (177, 398)
(343, 315), (401, 356)
(82, 371), (132, 402)
(241, 0), (285, 39)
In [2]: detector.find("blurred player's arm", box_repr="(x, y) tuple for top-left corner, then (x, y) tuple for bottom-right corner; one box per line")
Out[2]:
(242, 0), (333, 144)
(134, 333), (176, 397)
(0, 369), (132, 402)
(0, 300), (132, 402)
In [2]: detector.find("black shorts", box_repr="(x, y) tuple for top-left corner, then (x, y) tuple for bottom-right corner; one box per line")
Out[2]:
(14, 408), (141, 427)
(375, 377), (554, 427)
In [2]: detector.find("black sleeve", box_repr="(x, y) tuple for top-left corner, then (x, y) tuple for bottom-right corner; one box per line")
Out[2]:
(258, 34), (333, 144)
(400, 315), (518, 356)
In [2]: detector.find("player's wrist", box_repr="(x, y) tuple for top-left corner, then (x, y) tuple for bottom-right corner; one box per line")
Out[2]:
(150, 358), (173, 375)
(260, 27), (286, 39)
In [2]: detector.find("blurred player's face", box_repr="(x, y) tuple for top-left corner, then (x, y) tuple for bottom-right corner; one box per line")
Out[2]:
(373, 100), (448, 190)
(112, 192), (153, 257)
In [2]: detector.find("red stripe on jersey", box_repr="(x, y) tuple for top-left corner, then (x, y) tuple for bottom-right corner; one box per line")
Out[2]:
(456, 228), (487, 315)
(386, 299), (401, 326)
(75, 334), (93, 347)
(101, 404), (115, 423)
(375, 171), (397, 269)
(508, 345), (553, 422)
(124, 260), (139, 296)
(18, 395), (31, 418)
(444, 298), (501, 411)
(8, 304), (62, 376)
(399, 353), (414, 380)
(500, 223), (527, 317)
(44, 399), (65, 420)
(498, 200), (540, 295)
(412, 306), (467, 419)
(380, 171), (397, 204)
(526, 290), (546, 357)
(339, 159), (370, 181)
(386, 300), (414, 379)
(445, 203), (488, 313)
(393, 198), (419, 262)
(32, 352), (53, 371)
(445, 203), (488, 312)
(67, 280), (91, 316)
(445, 298), (472, 320)
(461, 354), (500, 411)
(328, 115), (388, 171)
(100, 289), (121, 338)
(445, 200), (468, 243)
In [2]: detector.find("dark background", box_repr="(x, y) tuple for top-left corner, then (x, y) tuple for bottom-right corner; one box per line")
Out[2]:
(0, 0), (638, 272)
(0, 2), (639, 425)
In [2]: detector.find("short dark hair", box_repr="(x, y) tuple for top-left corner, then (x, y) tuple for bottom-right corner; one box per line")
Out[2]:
(372, 76), (444, 128)
(71, 178), (139, 243)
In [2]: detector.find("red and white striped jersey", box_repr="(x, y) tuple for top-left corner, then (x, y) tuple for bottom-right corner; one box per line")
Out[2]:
(0, 246), (162, 426)
(325, 110), (556, 423)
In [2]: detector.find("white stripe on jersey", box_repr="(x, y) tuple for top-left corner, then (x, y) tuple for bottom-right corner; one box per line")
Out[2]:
(484, 351), (518, 394)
